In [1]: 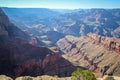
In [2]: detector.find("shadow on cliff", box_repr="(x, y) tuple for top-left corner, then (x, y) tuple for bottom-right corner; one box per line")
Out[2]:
(0, 36), (85, 78)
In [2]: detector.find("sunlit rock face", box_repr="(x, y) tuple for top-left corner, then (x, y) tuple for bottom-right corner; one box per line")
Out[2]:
(57, 33), (120, 76)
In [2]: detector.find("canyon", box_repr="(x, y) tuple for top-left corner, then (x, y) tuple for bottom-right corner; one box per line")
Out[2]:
(57, 33), (120, 76)
(0, 7), (120, 79)
(0, 8), (78, 78)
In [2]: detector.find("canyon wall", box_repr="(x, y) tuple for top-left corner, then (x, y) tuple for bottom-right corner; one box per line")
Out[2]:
(57, 33), (120, 76)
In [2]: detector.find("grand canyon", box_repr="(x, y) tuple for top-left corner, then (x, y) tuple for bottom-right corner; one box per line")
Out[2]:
(0, 4), (120, 80)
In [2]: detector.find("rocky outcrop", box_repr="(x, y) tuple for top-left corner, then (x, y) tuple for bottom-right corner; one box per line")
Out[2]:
(0, 75), (72, 80)
(2, 75), (120, 80)
(0, 75), (13, 80)
(87, 33), (120, 53)
(57, 33), (120, 76)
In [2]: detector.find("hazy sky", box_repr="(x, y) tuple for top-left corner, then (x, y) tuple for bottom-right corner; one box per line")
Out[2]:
(0, 0), (120, 9)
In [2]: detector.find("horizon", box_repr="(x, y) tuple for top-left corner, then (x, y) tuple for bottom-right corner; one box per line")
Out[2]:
(1, 7), (120, 10)
(0, 0), (120, 9)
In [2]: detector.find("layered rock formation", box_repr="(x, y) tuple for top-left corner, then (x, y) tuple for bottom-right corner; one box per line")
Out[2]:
(3, 8), (120, 47)
(0, 8), (77, 78)
(57, 33), (120, 76)
(87, 33), (120, 52)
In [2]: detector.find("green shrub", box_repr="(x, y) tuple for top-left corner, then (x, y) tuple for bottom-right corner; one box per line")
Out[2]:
(71, 68), (96, 80)
(21, 76), (33, 80)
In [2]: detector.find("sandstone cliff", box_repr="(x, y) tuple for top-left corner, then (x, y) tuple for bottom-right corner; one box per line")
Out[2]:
(57, 33), (120, 76)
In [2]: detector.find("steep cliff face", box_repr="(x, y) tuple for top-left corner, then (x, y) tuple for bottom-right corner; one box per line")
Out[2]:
(0, 37), (76, 77)
(57, 33), (120, 76)
(0, 8), (77, 78)
(87, 33), (120, 52)
(0, 8), (30, 40)
(0, 8), (9, 36)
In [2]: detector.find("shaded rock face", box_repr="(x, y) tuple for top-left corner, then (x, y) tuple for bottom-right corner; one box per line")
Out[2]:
(0, 37), (76, 78)
(57, 33), (120, 76)
(43, 31), (65, 44)
(0, 8), (77, 78)
(0, 8), (9, 36)
(0, 8), (30, 40)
